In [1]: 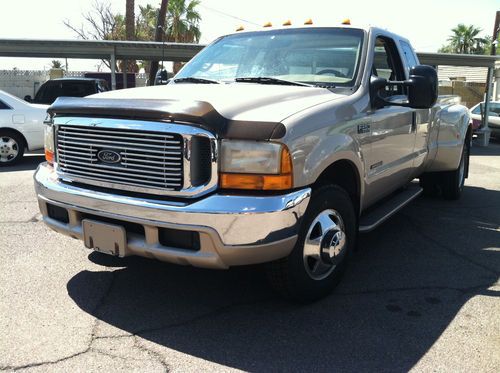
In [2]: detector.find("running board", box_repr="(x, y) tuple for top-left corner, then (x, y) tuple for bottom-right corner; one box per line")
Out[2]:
(359, 184), (423, 233)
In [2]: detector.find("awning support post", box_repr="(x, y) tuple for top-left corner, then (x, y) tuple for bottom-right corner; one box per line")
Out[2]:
(110, 50), (117, 90)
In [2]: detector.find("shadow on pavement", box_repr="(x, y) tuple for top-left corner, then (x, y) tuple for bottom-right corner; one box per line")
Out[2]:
(67, 184), (499, 371)
(0, 154), (45, 172)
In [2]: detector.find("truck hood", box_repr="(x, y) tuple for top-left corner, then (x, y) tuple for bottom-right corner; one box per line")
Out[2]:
(91, 83), (343, 123)
(49, 83), (345, 140)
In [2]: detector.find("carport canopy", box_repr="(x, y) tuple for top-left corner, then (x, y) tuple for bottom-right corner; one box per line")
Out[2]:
(0, 38), (204, 90)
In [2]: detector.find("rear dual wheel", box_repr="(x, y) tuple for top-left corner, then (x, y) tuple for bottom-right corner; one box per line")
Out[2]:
(266, 185), (356, 303)
(420, 139), (469, 200)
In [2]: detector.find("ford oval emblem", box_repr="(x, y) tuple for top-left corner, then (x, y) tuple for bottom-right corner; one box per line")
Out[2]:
(97, 150), (121, 164)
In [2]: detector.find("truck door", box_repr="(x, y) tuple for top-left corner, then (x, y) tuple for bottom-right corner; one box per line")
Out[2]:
(363, 36), (416, 206)
(400, 40), (432, 176)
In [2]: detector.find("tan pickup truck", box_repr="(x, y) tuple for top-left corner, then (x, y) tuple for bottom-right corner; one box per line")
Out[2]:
(35, 25), (470, 302)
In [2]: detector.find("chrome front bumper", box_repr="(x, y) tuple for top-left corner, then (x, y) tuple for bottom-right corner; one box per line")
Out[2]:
(34, 163), (311, 269)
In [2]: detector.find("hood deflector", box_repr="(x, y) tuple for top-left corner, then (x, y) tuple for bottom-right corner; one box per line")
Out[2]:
(48, 97), (286, 140)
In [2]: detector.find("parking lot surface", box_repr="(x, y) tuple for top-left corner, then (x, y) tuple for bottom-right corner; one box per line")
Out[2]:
(1, 142), (499, 372)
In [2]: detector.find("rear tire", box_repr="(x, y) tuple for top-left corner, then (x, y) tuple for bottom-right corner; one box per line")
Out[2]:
(440, 140), (469, 200)
(0, 130), (25, 166)
(266, 185), (357, 303)
(419, 139), (469, 200)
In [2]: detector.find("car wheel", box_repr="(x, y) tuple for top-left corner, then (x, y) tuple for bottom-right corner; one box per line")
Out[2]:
(0, 131), (25, 166)
(440, 139), (469, 200)
(266, 185), (357, 303)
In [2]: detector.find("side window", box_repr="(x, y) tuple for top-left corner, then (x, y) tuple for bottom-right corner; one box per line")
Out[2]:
(372, 37), (405, 96)
(0, 100), (11, 109)
(400, 41), (418, 69)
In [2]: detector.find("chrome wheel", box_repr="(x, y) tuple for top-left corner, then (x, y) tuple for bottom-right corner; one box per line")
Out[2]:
(0, 136), (19, 163)
(303, 209), (347, 280)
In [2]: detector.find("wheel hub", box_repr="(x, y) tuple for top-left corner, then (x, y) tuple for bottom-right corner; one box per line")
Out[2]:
(302, 209), (347, 280)
(320, 228), (346, 265)
(0, 137), (18, 162)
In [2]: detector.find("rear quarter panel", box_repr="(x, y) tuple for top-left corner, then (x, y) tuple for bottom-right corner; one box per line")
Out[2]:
(425, 100), (470, 172)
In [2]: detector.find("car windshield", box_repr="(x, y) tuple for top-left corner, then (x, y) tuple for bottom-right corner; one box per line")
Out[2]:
(176, 27), (365, 87)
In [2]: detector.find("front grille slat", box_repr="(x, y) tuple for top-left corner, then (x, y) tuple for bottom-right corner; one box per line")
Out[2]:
(60, 158), (182, 175)
(58, 136), (181, 151)
(57, 131), (180, 145)
(58, 139), (181, 155)
(56, 125), (184, 192)
(58, 127), (176, 139)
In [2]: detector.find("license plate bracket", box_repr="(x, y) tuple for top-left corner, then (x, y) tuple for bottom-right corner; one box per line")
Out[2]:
(82, 219), (127, 257)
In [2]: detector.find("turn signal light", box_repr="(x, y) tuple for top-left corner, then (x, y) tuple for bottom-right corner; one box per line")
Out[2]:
(45, 149), (54, 164)
(220, 146), (293, 191)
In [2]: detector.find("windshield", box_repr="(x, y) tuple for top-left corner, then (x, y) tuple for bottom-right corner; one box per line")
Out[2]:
(176, 27), (365, 87)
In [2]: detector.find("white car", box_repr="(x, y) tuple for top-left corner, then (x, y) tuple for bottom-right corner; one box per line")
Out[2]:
(0, 90), (48, 165)
(470, 101), (500, 137)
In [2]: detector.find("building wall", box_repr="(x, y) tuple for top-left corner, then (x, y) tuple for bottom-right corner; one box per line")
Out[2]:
(0, 70), (49, 99)
(438, 81), (486, 108)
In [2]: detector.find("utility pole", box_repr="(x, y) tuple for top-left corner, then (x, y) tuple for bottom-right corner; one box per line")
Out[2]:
(481, 10), (499, 145)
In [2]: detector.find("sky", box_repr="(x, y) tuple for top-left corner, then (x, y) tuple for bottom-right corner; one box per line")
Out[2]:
(0, 0), (498, 71)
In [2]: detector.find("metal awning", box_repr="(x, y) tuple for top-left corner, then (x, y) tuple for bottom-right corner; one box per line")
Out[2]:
(417, 52), (498, 68)
(0, 38), (204, 61)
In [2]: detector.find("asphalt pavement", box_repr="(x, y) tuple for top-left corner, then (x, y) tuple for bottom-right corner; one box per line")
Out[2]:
(0, 142), (499, 372)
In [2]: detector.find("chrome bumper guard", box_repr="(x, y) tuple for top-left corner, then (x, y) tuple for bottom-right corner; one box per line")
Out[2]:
(34, 163), (311, 269)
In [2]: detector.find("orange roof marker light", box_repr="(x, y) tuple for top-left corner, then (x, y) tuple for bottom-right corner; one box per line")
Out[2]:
(236, 25), (245, 31)
(342, 18), (351, 25)
(263, 21), (273, 27)
(283, 20), (292, 26)
(304, 18), (313, 25)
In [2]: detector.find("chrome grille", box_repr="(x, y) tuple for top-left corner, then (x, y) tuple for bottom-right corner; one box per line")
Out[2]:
(56, 125), (184, 191)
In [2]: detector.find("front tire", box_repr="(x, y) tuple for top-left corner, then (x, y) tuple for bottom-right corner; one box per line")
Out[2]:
(266, 185), (357, 303)
(0, 130), (25, 166)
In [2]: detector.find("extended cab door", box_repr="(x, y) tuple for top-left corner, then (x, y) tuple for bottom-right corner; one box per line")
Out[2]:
(400, 40), (433, 176)
(362, 36), (416, 206)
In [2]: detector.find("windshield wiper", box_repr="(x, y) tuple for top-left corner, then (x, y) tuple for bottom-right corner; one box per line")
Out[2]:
(234, 77), (313, 87)
(173, 77), (220, 84)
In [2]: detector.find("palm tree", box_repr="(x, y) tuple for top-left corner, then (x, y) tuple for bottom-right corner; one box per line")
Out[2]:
(125, 0), (135, 40)
(165, 0), (201, 73)
(147, 0), (169, 85)
(445, 24), (488, 54)
(166, 0), (201, 43)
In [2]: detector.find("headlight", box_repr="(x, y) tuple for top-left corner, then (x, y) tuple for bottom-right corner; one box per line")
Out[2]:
(219, 140), (293, 190)
(44, 116), (55, 164)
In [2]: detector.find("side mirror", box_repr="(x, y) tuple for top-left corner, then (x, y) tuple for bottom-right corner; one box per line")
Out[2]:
(24, 95), (32, 103)
(407, 65), (437, 109)
(370, 65), (438, 110)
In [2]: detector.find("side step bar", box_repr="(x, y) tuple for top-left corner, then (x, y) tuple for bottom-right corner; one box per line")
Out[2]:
(359, 184), (423, 233)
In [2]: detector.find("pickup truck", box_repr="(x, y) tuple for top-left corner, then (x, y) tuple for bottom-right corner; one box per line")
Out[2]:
(35, 25), (471, 302)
